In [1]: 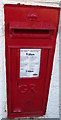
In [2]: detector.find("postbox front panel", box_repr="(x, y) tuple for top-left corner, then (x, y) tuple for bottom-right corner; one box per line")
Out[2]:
(4, 5), (60, 118)
(8, 47), (49, 113)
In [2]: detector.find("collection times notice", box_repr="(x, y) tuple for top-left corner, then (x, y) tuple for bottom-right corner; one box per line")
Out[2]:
(20, 49), (41, 78)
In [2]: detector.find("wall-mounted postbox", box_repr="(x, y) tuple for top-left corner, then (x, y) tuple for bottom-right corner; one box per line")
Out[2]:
(4, 4), (60, 118)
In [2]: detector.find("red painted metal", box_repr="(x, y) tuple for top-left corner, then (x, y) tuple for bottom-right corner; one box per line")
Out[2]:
(4, 4), (60, 118)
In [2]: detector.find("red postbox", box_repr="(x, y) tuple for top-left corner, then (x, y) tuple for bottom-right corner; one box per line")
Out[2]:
(4, 4), (60, 118)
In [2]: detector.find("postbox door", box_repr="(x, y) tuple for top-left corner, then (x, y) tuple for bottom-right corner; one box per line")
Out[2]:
(8, 47), (49, 114)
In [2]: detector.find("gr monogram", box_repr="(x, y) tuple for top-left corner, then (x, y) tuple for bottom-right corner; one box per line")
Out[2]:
(18, 84), (37, 94)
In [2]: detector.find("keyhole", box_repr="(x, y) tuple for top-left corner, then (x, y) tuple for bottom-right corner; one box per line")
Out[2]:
(17, 82), (19, 86)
